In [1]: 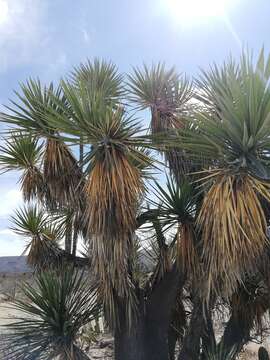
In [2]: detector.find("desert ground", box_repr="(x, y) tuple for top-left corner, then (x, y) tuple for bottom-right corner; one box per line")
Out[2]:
(0, 271), (268, 359)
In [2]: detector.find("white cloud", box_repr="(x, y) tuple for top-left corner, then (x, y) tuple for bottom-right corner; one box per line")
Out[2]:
(0, 187), (22, 218)
(82, 28), (90, 44)
(0, 197), (26, 256)
(0, 229), (14, 236)
(45, 53), (68, 77)
(0, 0), (49, 72)
(0, 228), (24, 256)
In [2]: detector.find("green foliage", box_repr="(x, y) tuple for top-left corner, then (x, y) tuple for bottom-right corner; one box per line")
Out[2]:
(0, 134), (44, 200)
(2, 267), (101, 359)
(11, 204), (47, 236)
(180, 50), (270, 179)
(128, 62), (194, 180)
(205, 343), (237, 360)
(0, 79), (66, 137)
(150, 175), (198, 230)
(11, 205), (63, 269)
(128, 62), (192, 114)
(0, 133), (43, 172)
(70, 58), (124, 104)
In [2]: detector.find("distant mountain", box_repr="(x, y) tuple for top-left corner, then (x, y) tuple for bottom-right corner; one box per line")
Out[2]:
(0, 252), (152, 274)
(0, 256), (31, 273)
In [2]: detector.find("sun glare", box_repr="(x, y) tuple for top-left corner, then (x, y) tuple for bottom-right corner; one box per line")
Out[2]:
(0, 0), (9, 25)
(166, 0), (232, 26)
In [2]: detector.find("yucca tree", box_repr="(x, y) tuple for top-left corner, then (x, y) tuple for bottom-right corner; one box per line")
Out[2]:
(0, 133), (44, 201)
(176, 50), (270, 297)
(70, 58), (124, 103)
(2, 267), (101, 359)
(46, 88), (152, 327)
(10, 205), (63, 270)
(128, 63), (194, 181)
(4, 54), (270, 360)
(0, 79), (86, 254)
(0, 79), (82, 211)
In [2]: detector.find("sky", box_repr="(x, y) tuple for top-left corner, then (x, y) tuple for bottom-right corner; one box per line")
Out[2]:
(0, 0), (269, 256)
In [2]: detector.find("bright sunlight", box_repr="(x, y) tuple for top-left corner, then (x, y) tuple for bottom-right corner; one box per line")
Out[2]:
(166, 0), (234, 26)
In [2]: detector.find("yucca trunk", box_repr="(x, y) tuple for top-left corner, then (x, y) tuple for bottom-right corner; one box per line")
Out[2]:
(85, 154), (144, 327)
(165, 149), (192, 184)
(177, 297), (204, 360)
(114, 267), (184, 360)
(219, 313), (252, 359)
(151, 108), (189, 182)
(177, 223), (199, 276)
(178, 296), (215, 360)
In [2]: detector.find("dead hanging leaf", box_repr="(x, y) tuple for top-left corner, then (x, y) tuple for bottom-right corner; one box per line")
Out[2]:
(21, 167), (44, 202)
(84, 153), (144, 237)
(43, 138), (82, 208)
(176, 223), (200, 278)
(197, 171), (270, 298)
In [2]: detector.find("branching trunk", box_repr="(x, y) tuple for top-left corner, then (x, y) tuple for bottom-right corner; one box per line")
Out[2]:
(114, 267), (185, 360)
(178, 296), (204, 360)
(145, 267), (183, 360)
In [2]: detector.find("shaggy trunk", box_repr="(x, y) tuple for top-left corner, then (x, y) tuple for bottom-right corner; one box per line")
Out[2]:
(114, 267), (185, 360)
(220, 313), (252, 358)
(199, 305), (216, 360)
(178, 296), (205, 360)
(114, 300), (145, 360)
(168, 326), (179, 360)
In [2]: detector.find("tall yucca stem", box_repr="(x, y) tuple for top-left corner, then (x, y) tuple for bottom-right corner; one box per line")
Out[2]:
(176, 223), (199, 277)
(197, 172), (270, 297)
(85, 154), (143, 327)
(151, 108), (191, 182)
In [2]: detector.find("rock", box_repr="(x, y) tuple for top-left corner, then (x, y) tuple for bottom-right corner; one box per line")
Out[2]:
(99, 339), (113, 349)
(88, 334), (114, 359)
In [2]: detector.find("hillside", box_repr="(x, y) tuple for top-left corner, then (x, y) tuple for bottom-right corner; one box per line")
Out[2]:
(0, 256), (31, 273)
